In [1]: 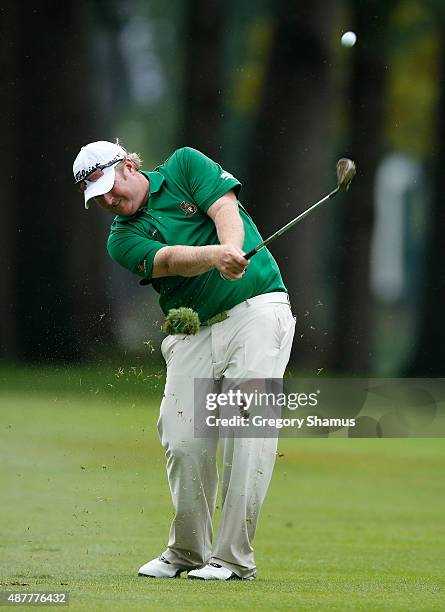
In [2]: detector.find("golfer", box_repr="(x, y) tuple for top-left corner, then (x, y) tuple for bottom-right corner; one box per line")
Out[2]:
(73, 140), (295, 580)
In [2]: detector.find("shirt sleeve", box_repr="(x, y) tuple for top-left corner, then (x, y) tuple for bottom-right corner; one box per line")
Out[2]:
(107, 227), (166, 282)
(176, 147), (242, 212)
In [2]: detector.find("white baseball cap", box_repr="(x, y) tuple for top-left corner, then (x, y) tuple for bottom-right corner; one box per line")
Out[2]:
(73, 141), (127, 209)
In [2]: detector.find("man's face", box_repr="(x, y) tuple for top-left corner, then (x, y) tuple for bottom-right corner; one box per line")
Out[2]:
(94, 162), (149, 216)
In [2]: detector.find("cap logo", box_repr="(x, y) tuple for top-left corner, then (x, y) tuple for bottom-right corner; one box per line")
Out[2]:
(74, 153), (124, 184)
(180, 202), (198, 216)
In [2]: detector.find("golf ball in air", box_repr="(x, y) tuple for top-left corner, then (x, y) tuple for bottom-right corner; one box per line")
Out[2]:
(341, 31), (357, 47)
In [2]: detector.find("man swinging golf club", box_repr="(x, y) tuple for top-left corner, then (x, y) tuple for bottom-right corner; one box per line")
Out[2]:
(73, 140), (353, 580)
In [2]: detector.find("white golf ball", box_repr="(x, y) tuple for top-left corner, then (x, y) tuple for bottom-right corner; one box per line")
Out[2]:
(341, 31), (357, 47)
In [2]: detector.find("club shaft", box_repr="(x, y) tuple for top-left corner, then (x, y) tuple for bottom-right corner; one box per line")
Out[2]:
(244, 187), (339, 260)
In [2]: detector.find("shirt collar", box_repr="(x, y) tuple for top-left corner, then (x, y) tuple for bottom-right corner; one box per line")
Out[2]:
(113, 170), (165, 222)
(143, 170), (165, 194)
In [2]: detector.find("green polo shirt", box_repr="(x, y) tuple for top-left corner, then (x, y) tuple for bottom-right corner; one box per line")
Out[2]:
(107, 147), (286, 321)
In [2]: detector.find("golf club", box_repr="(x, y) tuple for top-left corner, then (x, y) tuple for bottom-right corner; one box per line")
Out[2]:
(244, 158), (356, 260)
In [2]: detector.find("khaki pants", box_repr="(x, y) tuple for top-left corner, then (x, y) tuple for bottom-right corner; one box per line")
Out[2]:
(157, 292), (295, 578)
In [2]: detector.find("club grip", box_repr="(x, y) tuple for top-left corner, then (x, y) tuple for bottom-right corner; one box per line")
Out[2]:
(244, 248), (258, 260)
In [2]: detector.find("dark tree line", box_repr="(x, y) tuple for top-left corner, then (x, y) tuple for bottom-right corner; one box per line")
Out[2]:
(328, 0), (394, 374)
(0, 2), (113, 362)
(238, 0), (393, 373)
(408, 21), (445, 375)
(3, 0), (445, 376)
(242, 0), (339, 371)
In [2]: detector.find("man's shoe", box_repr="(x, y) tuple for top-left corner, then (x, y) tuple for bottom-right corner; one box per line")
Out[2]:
(138, 555), (187, 578)
(187, 562), (255, 581)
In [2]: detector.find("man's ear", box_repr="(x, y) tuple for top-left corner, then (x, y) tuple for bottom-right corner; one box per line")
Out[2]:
(122, 160), (135, 175)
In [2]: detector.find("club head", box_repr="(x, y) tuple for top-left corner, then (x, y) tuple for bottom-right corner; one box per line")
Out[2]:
(336, 158), (356, 191)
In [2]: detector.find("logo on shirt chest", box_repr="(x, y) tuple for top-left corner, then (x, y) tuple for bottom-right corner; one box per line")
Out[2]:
(180, 201), (198, 216)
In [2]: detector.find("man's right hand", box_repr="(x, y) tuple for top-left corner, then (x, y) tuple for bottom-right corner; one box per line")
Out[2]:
(213, 244), (249, 280)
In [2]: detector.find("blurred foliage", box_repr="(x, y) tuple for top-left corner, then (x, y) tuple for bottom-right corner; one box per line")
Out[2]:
(222, 0), (274, 171)
(227, 19), (274, 115)
(89, 0), (186, 167)
(387, 0), (440, 156)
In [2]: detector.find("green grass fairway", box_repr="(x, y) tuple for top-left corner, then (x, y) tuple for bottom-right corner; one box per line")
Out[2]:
(1, 366), (444, 611)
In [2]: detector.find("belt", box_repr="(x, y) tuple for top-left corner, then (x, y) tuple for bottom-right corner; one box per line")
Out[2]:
(201, 291), (289, 327)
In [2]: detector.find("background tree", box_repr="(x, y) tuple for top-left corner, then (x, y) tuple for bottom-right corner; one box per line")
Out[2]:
(244, 0), (339, 370)
(328, 0), (395, 373)
(0, 3), (19, 358)
(1, 1), (113, 362)
(178, 0), (223, 158)
(407, 21), (445, 375)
